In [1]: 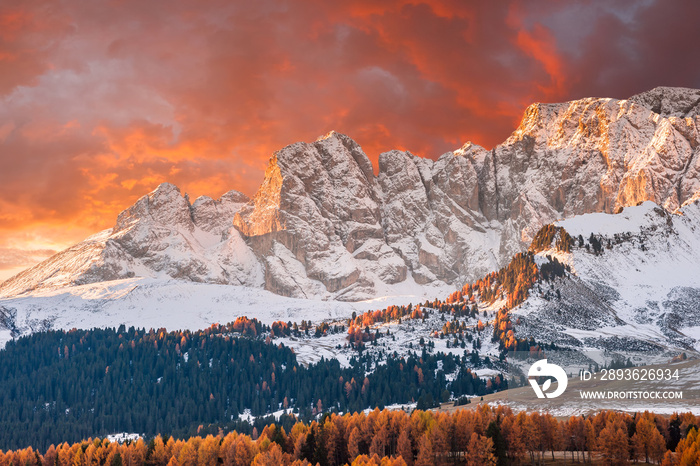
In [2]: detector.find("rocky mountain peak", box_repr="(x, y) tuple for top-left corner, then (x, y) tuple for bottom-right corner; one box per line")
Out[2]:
(232, 131), (398, 298)
(628, 86), (700, 118)
(191, 190), (249, 233)
(114, 182), (194, 234)
(113, 183), (251, 237)
(453, 141), (488, 163)
(233, 131), (381, 241)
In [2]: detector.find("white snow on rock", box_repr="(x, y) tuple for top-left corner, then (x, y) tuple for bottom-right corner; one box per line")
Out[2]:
(513, 198), (700, 354)
(107, 433), (142, 443)
(557, 201), (662, 237)
(0, 87), (699, 346)
(0, 276), (452, 347)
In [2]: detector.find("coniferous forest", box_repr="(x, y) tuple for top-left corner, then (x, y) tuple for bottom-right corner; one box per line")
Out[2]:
(0, 324), (504, 451)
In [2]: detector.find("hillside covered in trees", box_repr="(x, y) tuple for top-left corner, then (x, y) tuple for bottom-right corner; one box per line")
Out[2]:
(0, 324), (505, 450)
(0, 224), (583, 451)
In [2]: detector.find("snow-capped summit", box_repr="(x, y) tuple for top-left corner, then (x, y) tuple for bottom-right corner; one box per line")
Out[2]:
(2, 88), (700, 303)
(113, 182), (194, 234)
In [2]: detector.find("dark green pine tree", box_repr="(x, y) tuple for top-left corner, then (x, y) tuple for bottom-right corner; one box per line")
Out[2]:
(486, 419), (508, 466)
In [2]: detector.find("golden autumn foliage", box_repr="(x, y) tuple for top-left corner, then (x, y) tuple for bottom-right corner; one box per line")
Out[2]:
(0, 408), (695, 466)
(529, 225), (574, 254)
(341, 243), (550, 355)
(664, 426), (700, 466)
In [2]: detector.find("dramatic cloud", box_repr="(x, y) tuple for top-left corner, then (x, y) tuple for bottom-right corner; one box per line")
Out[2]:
(1, 0), (699, 280)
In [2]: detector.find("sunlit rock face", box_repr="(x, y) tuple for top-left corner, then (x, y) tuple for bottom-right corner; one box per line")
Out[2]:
(231, 87), (700, 299)
(3, 88), (700, 301)
(499, 87), (700, 217)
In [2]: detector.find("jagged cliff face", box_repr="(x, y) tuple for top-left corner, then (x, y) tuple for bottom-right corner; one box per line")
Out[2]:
(2, 87), (700, 301)
(501, 88), (700, 214)
(230, 87), (700, 298)
(481, 86), (700, 258)
(232, 133), (404, 299)
(628, 86), (700, 118)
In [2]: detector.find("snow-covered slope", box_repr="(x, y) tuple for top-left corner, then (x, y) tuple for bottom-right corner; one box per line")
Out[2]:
(513, 198), (700, 353)
(0, 277), (452, 347)
(1, 174), (699, 356)
(2, 87), (700, 302)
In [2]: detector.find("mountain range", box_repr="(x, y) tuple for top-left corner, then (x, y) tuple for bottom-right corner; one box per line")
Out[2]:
(3, 86), (700, 301)
(1, 86), (699, 352)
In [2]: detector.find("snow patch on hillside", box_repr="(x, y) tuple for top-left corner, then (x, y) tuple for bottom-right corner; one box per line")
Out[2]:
(0, 277), (453, 348)
(557, 201), (661, 237)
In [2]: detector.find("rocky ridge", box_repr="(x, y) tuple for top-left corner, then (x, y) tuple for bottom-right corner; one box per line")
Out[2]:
(0, 185), (263, 297)
(1, 87), (700, 301)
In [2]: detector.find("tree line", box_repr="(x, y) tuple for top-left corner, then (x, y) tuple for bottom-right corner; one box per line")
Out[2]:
(0, 407), (697, 465)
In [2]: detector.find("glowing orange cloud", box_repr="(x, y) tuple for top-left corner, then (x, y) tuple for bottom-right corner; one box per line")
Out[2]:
(515, 24), (567, 97)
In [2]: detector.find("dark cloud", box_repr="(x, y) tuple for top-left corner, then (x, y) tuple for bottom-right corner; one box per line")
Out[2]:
(545, 0), (700, 99)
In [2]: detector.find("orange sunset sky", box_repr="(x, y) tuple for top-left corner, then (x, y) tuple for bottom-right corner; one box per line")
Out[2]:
(1, 0), (700, 281)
